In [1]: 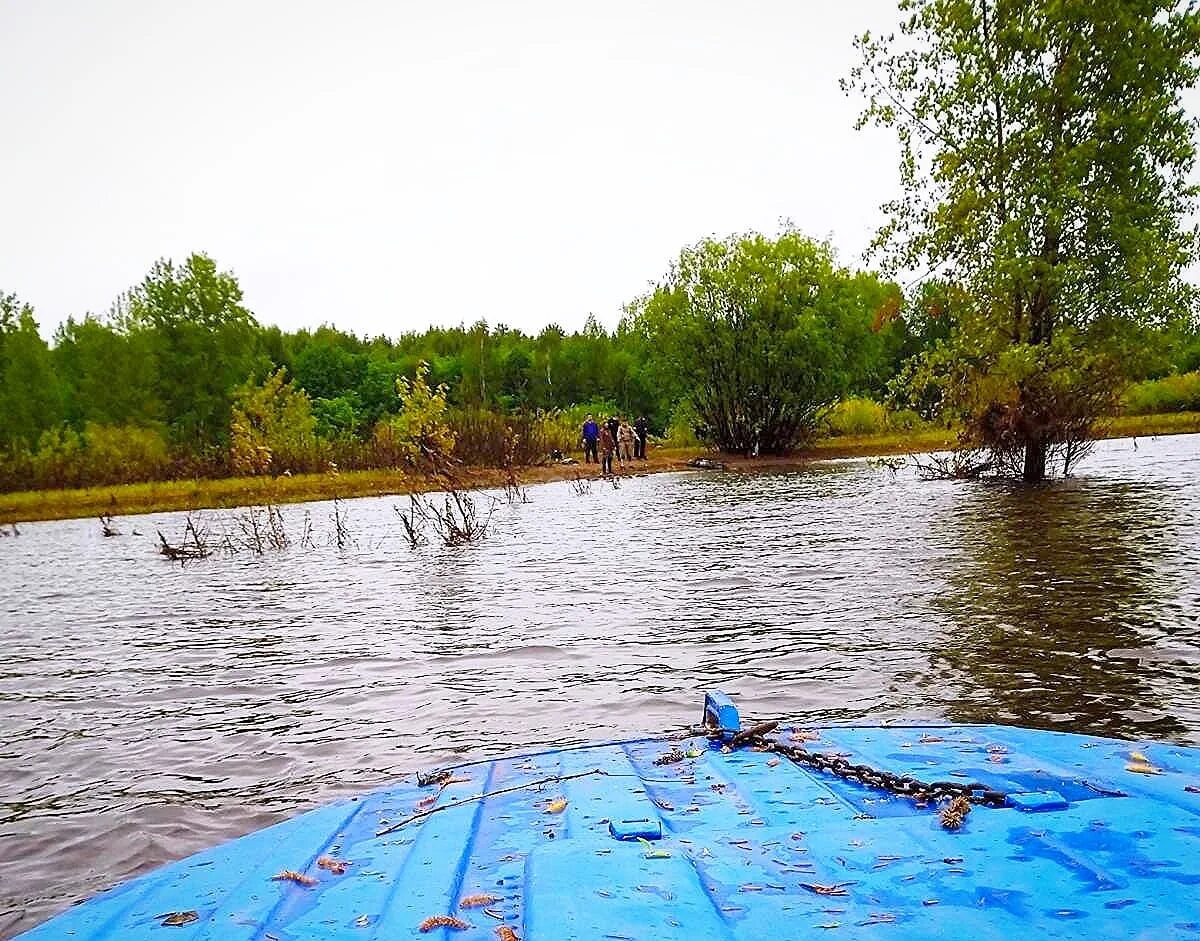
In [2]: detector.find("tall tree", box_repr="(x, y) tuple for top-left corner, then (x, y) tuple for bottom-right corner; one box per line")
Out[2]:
(0, 294), (63, 449)
(630, 229), (896, 454)
(847, 0), (1200, 480)
(117, 254), (264, 449)
(54, 316), (160, 428)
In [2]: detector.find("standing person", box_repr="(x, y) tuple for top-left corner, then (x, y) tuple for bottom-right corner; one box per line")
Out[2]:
(617, 419), (636, 464)
(634, 415), (648, 459)
(581, 414), (599, 464)
(599, 423), (615, 476)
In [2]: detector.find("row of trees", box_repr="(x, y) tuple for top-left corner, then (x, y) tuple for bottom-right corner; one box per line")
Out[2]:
(0, 241), (934, 489)
(2, 227), (1198, 491)
(1, 259), (663, 454)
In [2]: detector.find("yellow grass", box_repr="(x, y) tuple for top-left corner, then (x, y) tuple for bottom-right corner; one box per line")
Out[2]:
(1106, 411), (1200, 438)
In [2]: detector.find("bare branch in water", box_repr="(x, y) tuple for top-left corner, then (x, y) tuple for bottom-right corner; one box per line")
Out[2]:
(235, 505), (267, 554)
(266, 504), (289, 550)
(158, 513), (211, 562)
(300, 510), (315, 550)
(500, 427), (531, 504)
(866, 455), (906, 477)
(404, 489), (492, 547)
(913, 449), (994, 480)
(330, 497), (352, 550)
(395, 496), (429, 549)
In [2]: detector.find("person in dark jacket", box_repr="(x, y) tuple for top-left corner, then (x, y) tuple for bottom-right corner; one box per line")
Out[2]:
(606, 416), (620, 456)
(599, 424), (615, 476)
(634, 415), (648, 459)
(581, 414), (599, 463)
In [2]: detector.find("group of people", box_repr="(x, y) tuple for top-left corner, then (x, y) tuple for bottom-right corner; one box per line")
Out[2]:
(581, 414), (648, 475)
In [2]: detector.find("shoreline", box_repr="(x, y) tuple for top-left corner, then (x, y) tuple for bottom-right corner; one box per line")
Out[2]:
(1, 413), (1196, 526)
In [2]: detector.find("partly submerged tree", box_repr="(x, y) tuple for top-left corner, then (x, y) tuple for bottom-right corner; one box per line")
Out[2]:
(847, 0), (1200, 480)
(630, 228), (897, 454)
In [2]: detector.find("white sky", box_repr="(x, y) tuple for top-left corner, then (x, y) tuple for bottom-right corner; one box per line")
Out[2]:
(3, 1), (909, 337)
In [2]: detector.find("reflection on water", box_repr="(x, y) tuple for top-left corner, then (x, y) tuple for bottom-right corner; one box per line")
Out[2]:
(0, 433), (1197, 938)
(933, 478), (1193, 738)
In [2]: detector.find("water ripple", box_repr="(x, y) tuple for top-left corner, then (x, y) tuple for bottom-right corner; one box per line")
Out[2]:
(0, 434), (1197, 938)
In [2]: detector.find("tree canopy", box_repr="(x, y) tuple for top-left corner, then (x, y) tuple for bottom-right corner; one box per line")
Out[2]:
(847, 0), (1200, 479)
(0, 223), (1196, 492)
(628, 230), (901, 454)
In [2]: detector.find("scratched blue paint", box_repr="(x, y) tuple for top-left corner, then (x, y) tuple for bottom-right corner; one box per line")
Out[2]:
(16, 699), (1200, 940)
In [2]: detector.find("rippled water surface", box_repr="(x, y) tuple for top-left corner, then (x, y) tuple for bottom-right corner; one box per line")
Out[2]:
(1, 434), (1199, 938)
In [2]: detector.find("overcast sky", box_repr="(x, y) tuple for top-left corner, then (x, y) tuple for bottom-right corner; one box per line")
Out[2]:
(3, 1), (910, 337)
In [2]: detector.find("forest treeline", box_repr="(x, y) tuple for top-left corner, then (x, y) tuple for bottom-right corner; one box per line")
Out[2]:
(1, 235), (1198, 493)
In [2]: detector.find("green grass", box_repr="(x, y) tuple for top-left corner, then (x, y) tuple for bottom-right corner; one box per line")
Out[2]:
(808, 426), (959, 456)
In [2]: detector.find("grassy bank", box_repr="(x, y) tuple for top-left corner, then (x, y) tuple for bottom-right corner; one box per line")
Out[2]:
(2, 412), (1196, 526)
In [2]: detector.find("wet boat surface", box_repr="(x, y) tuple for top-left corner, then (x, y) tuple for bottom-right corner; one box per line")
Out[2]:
(18, 694), (1200, 940)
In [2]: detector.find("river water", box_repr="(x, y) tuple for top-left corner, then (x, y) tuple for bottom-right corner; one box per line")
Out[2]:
(1, 433), (1198, 937)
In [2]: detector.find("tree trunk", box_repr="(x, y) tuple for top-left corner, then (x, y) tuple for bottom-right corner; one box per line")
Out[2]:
(1022, 439), (1047, 482)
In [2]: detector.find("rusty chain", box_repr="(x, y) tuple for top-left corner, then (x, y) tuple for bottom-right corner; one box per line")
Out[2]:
(721, 722), (1008, 808)
(766, 740), (1008, 807)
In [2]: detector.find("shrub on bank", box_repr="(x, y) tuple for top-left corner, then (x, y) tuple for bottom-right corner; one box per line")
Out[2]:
(79, 423), (171, 483)
(0, 404), (579, 493)
(451, 408), (576, 466)
(658, 399), (705, 450)
(821, 398), (928, 437)
(826, 398), (889, 436)
(0, 423), (174, 491)
(1123, 372), (1200, 415)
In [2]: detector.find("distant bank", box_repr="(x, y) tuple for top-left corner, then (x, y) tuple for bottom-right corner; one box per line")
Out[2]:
(1, 412), (1196, 526)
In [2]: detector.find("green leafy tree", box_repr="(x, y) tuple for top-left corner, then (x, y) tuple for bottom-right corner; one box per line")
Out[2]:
(373, 361), (456, 468)
(312, 393), (364, 439)
(292, 330), (367, 399)
(499, 345), (533, 403)
(630, 229), (897, 454)
(54, 316), (160, 428)
(847, 0), (1200, 479)
(229, 368), (317, 475)
(118, 253), (264, 449)
(0, 294), (63, 449)
(358, 357), (411, 424)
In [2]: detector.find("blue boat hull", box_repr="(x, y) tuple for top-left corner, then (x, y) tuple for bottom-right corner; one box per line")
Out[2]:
(18, 703), (1200, 939)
